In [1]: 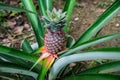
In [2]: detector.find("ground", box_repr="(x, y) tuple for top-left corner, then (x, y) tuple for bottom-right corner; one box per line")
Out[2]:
(0, 0), (120, 48)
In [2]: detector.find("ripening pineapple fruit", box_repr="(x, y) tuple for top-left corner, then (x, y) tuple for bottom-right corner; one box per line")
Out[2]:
(43, 8), (66, 55)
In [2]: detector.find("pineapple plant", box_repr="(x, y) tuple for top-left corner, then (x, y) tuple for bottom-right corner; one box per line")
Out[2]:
(29, 8), (67, 72)
(0, 0), (120, 80)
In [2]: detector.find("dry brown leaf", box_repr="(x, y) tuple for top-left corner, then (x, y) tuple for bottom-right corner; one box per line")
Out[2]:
(14, 26), (24, 34)
(7, 20), (16, 29)
(24, 24), (30, 30)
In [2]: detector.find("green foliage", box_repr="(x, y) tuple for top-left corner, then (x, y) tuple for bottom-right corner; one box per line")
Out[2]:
(0, 45), (39, 63)
(21, 39), (33, 53)
(63, 0), (76, 32)
(49, 51), (120, 80)
(0, 0), (120, 80)
(63, 74), (120, 80)
(0, 3), (35, 14)
(80, 60), (120, 74)
(0, 61), (38, 79)
(22, 0), (44, 47)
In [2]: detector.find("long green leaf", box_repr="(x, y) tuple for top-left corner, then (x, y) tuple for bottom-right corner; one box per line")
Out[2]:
(63, 74), (120, 80)
(80, 60), (120, 74)
(66, 35), (75, 48)
(0, 62), (38, 79)
(90, 47), (120, 52)
(0, 45), (38, 63)
(0, 54), (40, 73)
(37, 56), (55, 80)
(73, 0), (120, 47)
(61, 33), (120, 56)
(0, 72), (16, 80)
(0, 77), (14, 80)
(63, 0), (76, 32)
(21, 39), (33, 53)
(38, 0), (53, 26)
(49, 51), (120, 80)
(0, 71), (37, 80)
(37, 59), (47, 80)
(22, 0), (44, 47)
(0, 54), (29, 68)
(38, 0), (47, 17)
(0, 3), (35, 14)
(43, 0), (52, 11)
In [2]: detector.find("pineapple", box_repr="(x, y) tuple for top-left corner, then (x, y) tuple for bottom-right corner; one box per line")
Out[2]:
(43, 8), (66, 54)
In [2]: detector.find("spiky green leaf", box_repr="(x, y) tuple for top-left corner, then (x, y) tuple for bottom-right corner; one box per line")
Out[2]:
(80, 60), (120, 74)
(21, 39), (33, 53)
(0, 61), (38, 79)
(0, 72), (16, 80)
(22, 0), (44, 47)
(0, 45), (38, 63)
(0, 3), (35, 14)
(63, 74), (120, 80)
(66, 35), (75, 48)
(49, 51), (120, 80)
(63, 0), (76, 32)
(43, 0), (52, 11)
(62, 33), (120, 56)
(38, 0), (47, 17)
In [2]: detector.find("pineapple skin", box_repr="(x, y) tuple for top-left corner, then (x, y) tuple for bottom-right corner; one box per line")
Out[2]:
(44, 29), (66, 54)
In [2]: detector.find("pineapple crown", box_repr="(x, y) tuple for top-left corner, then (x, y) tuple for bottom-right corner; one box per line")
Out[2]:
(43, 8), (66, 32)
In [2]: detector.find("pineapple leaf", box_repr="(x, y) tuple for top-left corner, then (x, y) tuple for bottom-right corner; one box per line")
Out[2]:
(38, 56), (55, 80)
(0, 61), (38, 79)
(61, 33), (120, 56)
(0, 54), (33, 69)
(0, 3), (36, 14)
(49, 51), (120, 80)
(22, 0), (44, 47)
(63, 0), (76, 32)
(38, 0), (47, 17)
(0, 72), (17, 80)
(0, 45), (39, 63)
(63, 74), (120, 80)
(21, 39), (33, 54)
(80, 60), (120, 74)
(43, 0), (53, 11)
(89, 47), (120, 52)
(66, 35), (75, 48)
